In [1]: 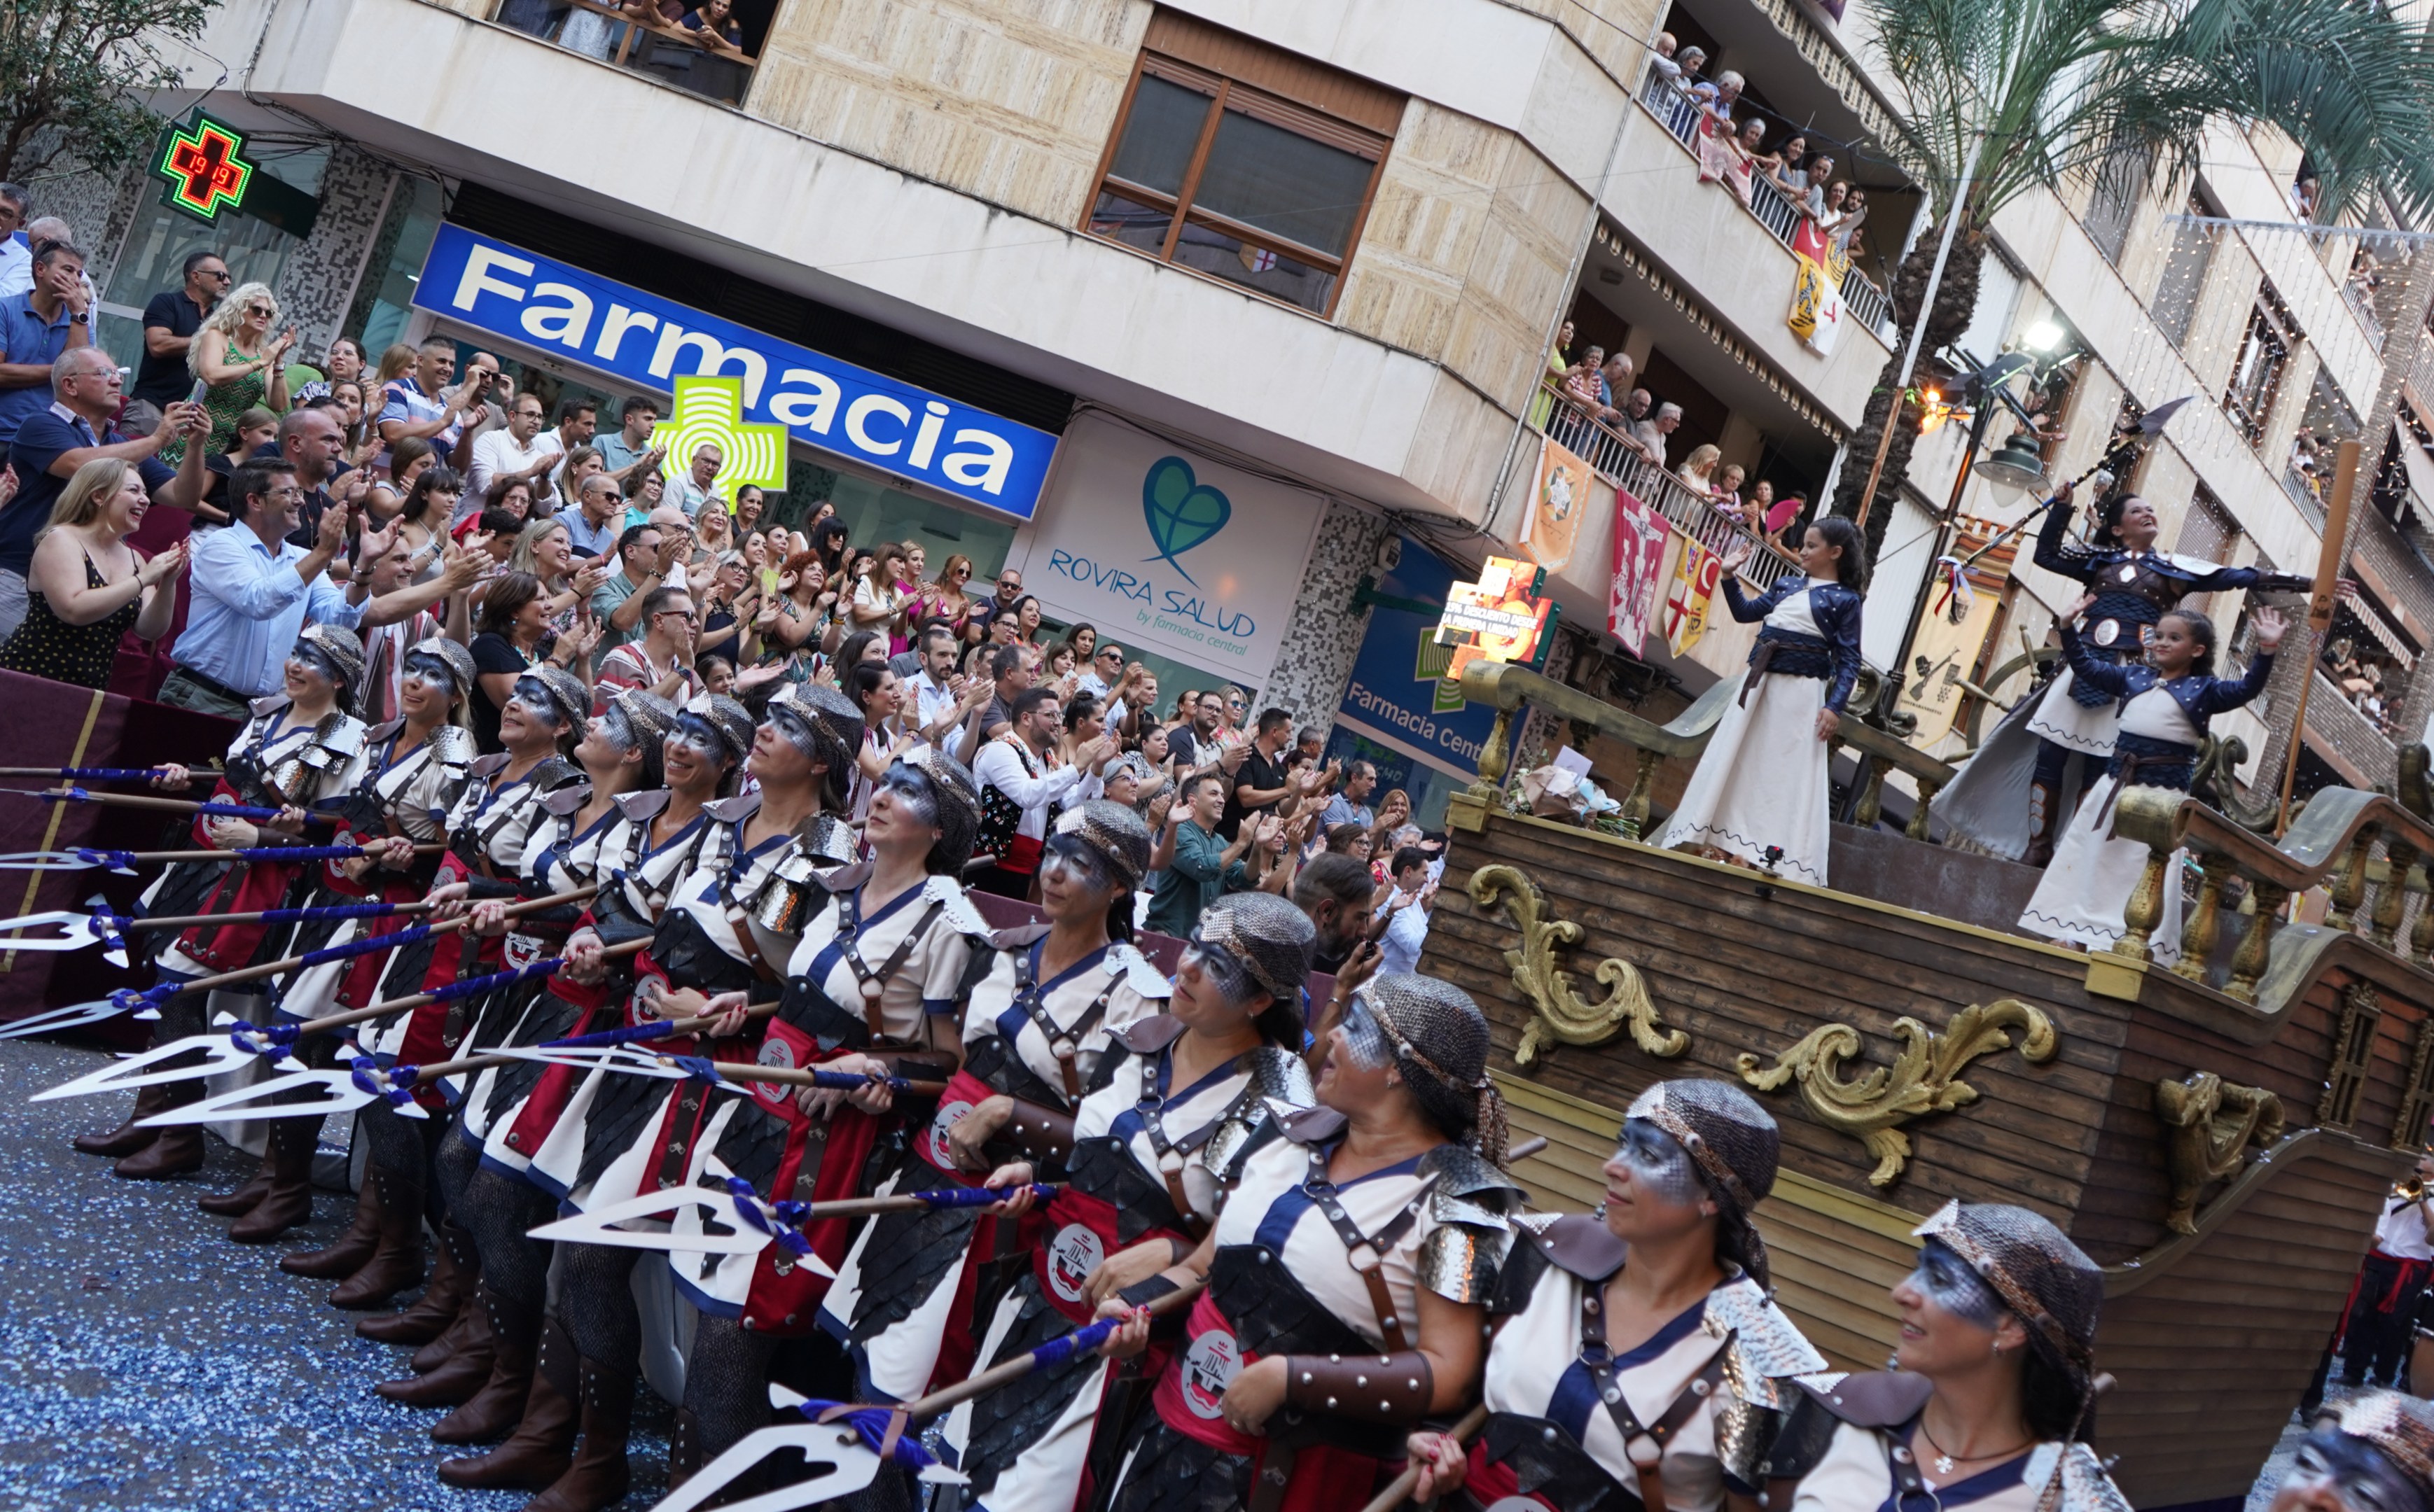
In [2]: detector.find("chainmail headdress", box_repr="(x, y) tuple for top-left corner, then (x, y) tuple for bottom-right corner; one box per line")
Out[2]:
(1627, 1079), (1780, 1287)
(1914, 1200), (2103, 1408)
(1195, 892), (1315, 1002)
(296, 624), (366, 707)
(2323, 1392), (2434, 1502)
(1053, 799), (1154, 892)
(406, 636), (475, 694)
(767, 682), (863, 782)
(897, 746), (982, 876)
(1359, 973), (1508, 1166)
(525, 665), (593, 735)
(604, 690), (677, 788)
(696, 694), (758, 765)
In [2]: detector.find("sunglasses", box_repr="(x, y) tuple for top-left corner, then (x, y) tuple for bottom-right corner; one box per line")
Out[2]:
(247, 305), (274, 317)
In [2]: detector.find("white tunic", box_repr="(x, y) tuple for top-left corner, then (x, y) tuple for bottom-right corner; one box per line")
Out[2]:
(1794, 1424), (2128, 1512)
(1661, 580), (1843, 888)
(2017, 685), (2197, 956)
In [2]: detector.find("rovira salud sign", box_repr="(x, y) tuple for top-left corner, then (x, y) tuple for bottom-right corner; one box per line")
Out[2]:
(412, 224), (1058, 518)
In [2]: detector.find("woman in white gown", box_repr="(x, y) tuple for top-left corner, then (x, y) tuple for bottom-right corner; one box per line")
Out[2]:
(1662, 518), (1866, 888)
(2018, 597), (2282, 955)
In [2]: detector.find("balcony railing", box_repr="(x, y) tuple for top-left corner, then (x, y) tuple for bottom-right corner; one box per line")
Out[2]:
(2282, 464), (2329, 530)
(493, 0), (756, 105)
(2344, 280), (2388, 351)
(1536, 382), (1804, 592)
(1636, 73), (1894, 340)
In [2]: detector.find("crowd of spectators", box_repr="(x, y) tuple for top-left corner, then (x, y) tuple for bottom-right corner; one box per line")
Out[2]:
(0, 205), (1450, 958)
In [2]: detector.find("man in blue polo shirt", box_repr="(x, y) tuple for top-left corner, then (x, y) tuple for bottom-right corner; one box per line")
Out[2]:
(0, 239), (91, 447)
(0, 346), (210, 643)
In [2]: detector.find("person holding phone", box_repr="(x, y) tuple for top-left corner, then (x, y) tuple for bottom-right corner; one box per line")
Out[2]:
(1372, 842), (1437, 974)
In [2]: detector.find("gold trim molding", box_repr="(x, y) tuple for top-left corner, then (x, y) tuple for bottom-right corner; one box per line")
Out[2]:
(1468, 862), (1688, 1066)
(2153, 1072), (2286, 1235)
(1735, 1000), (2059, 1188)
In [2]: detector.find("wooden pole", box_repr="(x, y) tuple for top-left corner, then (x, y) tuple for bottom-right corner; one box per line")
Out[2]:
(2276, 439), (2358, 835)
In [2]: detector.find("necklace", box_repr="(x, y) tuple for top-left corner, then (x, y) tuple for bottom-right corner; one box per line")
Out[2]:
(1917, 1417), (2032, 1476)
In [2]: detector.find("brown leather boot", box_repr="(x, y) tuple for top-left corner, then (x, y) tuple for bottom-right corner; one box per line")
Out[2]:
(111, 1124), (204, 1180)
(197, 1156), (275, 1216)
(432, 1284), (540, 1443)
(74, 1082), (175, 1158)
(328, 1170), (425, 1308)
(437, 1319), (580, 1490)
(666, 1408), (702, 1492)
(227, 1119), (319, 1242)
(522, 1357), (634, 1512)
(286, 1179), (381, 1279)
(377, 1298), (494, 1407)
(356, 1227), (466, 1343)
(405, 1297), (477, 1372)
(2024, 780), (2060, 869)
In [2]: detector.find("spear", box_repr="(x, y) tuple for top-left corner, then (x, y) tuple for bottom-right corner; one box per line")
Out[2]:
(18, 887), (598, 1074)
(0, 841), (446, 874)
(0, 766), (205, 785)
(1, 787), (342, 824)
(0, 896), (443, 960)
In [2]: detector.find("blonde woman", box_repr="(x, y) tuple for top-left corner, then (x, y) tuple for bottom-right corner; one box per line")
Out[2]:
(167, 281), (297, 463)
(508, 516), (614, 631)
(0, 459), (186, 690)
(1678, 442), (1723, 497)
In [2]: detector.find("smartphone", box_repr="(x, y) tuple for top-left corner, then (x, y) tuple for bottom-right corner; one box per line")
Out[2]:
(188, 379), (209, 406)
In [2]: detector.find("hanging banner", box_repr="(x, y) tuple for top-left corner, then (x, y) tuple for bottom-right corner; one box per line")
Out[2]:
(1787, 218), (1846, 356)
(1608, 487), (1672, 659)
(1661, 533), (1723, 657)
(1519, 435), (1594, 574)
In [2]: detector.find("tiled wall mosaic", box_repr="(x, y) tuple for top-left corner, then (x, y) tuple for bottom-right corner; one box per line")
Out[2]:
(1258, 498), (1391, 740)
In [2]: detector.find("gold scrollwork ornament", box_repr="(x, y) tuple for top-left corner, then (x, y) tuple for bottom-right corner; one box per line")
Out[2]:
(2153, 1071), (2286, 1236)
(1467, 863), (1688, 1066)
(1734, 1000), (2059, 1188)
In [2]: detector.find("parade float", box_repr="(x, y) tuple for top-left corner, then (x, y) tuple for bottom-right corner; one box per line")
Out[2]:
(1424, 656), (2434, 1511)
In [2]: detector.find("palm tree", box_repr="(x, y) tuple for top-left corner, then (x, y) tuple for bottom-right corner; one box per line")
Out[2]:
(1831, 0), (2434, 564)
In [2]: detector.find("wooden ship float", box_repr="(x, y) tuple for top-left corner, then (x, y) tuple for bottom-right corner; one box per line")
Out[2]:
(1424, 659), (2434, 1512)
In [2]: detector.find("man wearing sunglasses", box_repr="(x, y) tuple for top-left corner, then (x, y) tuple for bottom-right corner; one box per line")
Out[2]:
(132, 250), (228, 412)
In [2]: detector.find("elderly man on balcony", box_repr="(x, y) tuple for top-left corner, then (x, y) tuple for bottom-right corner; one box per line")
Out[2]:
(1634, 402), (1682, 470)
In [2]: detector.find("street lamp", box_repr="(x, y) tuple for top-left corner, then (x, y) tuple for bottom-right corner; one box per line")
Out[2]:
(1974, 431), (2051, 499)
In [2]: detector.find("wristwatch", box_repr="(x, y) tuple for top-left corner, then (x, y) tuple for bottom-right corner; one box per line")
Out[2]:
(69, 311), (88, 325)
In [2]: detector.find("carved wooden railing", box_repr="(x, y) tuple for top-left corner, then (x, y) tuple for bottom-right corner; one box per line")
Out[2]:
(2103, 779), (2434, 1011)
(1459, 659), (1955, 841)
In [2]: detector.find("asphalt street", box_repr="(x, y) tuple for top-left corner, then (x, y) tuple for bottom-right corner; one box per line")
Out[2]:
(0, 1039), (670, 1511)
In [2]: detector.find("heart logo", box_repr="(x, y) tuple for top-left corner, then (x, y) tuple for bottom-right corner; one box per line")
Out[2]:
(1141, 456), (1231, 587)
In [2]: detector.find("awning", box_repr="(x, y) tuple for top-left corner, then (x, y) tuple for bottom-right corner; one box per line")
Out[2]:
(2337, 585), (2417, 668)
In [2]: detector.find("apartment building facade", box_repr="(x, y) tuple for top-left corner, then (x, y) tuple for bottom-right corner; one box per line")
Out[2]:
(35, 0), (2434, 820)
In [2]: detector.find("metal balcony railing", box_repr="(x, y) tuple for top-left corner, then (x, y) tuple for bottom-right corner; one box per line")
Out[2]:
(492, 0), (757, 106)
(1536, 382), (1804, 591)
(1634, 73), (1894, 339)
(2344, 281), (2388, 351)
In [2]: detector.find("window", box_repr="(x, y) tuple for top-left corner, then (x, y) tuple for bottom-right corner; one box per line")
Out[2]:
(2224, 289), (2293, 448)
(489, 0), (772, 106)
(1087, 18), (1401, 317)
(2150, 190), (2216, 349)
(2083, 147), (2150, 267)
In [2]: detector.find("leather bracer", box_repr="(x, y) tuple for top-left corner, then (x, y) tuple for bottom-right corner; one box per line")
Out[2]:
(1283, 1350), (1435, 1420)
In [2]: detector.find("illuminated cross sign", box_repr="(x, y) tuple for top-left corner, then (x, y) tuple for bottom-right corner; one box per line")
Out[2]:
(156, 115), (253, 223)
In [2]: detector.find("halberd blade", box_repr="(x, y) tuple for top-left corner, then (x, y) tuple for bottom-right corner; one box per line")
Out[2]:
(0, 999), (127, 1040)
(137, 1067), (398, 1126)
(0, 911), (106, 951)
(524, 1186), (774, 1256)
(27, 1033), (281, 1100)
(645, 1422), (888, 1512)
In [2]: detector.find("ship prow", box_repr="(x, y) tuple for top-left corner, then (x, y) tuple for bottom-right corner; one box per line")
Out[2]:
(1433, 666), (2434, 1509)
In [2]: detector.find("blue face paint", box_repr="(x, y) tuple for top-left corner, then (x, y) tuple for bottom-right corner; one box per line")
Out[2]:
(879, 762), (938, 824)
(1614, 1118), (1704, 1209)
(2285, 1430), (2430, 1512)
(1337, 993), (1394, 1070)
(1907, 1238), (2006, 1329)
(1041, 834), (1114, 893)
(1179, 933), (1258, 1009)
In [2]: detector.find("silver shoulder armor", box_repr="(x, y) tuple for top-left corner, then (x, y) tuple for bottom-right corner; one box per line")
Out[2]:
(2025, 1444), (2136, 1512)
(1106, 942), (1172, 1000)
(1706, 1275), (1829, 1399)
(1204, 1049), (1315, 1180)
(801, 813), (858, 868)
(928, 876), (993, 937)
(429, 723), (479, 772)
(1416, 1144), (1524, 1304)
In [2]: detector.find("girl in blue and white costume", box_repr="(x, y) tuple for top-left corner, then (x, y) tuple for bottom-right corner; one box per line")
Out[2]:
(1662, 518), (1866, 888)
(2017, 596), (2283, 956)
(1940, 486), (2307, 864)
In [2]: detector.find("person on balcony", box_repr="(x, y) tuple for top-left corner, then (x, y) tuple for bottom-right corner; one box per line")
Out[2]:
(1760, 132), (1811, 200)
(2016, 597), (2283, 956)
(1677, 443), (1723, 498)
(1660, 517), (1866, 888)
(1938, 484), (2310, 866)
(1634, 401), (1681, 470)
(1529, 318), (1575, 431)
(1693, 73), (1746, 185)
(1725, 117), (1767, 205)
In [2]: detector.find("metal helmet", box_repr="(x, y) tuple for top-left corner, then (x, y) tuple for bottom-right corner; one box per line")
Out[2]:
(2318, 1392), (2434, 1507)
(295, 624), (367, 708)
(403, 636), (476, 696)
(1356, 973), (1506, 1165)
(1051, 799), (1155, 893)
(522, 665), (592, 736)
(1627, 1079), (1781, 1287)
(767, 682), (862, 778)
(1912, 1200), (2104, 1382)
(604, 690), (678, 788)
(1192, 891), (1316, 1003)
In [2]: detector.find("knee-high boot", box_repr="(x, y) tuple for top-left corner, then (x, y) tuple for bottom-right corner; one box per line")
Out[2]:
(73, 1082), (176, 1158)
(227, 1118), (319, 1242)
(109, 1074), (206, 1180)
(2024, 780), (2061, 869)
(432, 1282), (542, 1443)
(522, 1357), (634, 1512)
(330, 1168), (426, 1308)
(284, 1177), (382, 1278)
(436, 1317), (580, 1490)
(356, 1220), (468, 1344)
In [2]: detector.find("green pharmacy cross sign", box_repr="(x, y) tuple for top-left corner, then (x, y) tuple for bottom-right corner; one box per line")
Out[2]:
(155, 115), (254, 223)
